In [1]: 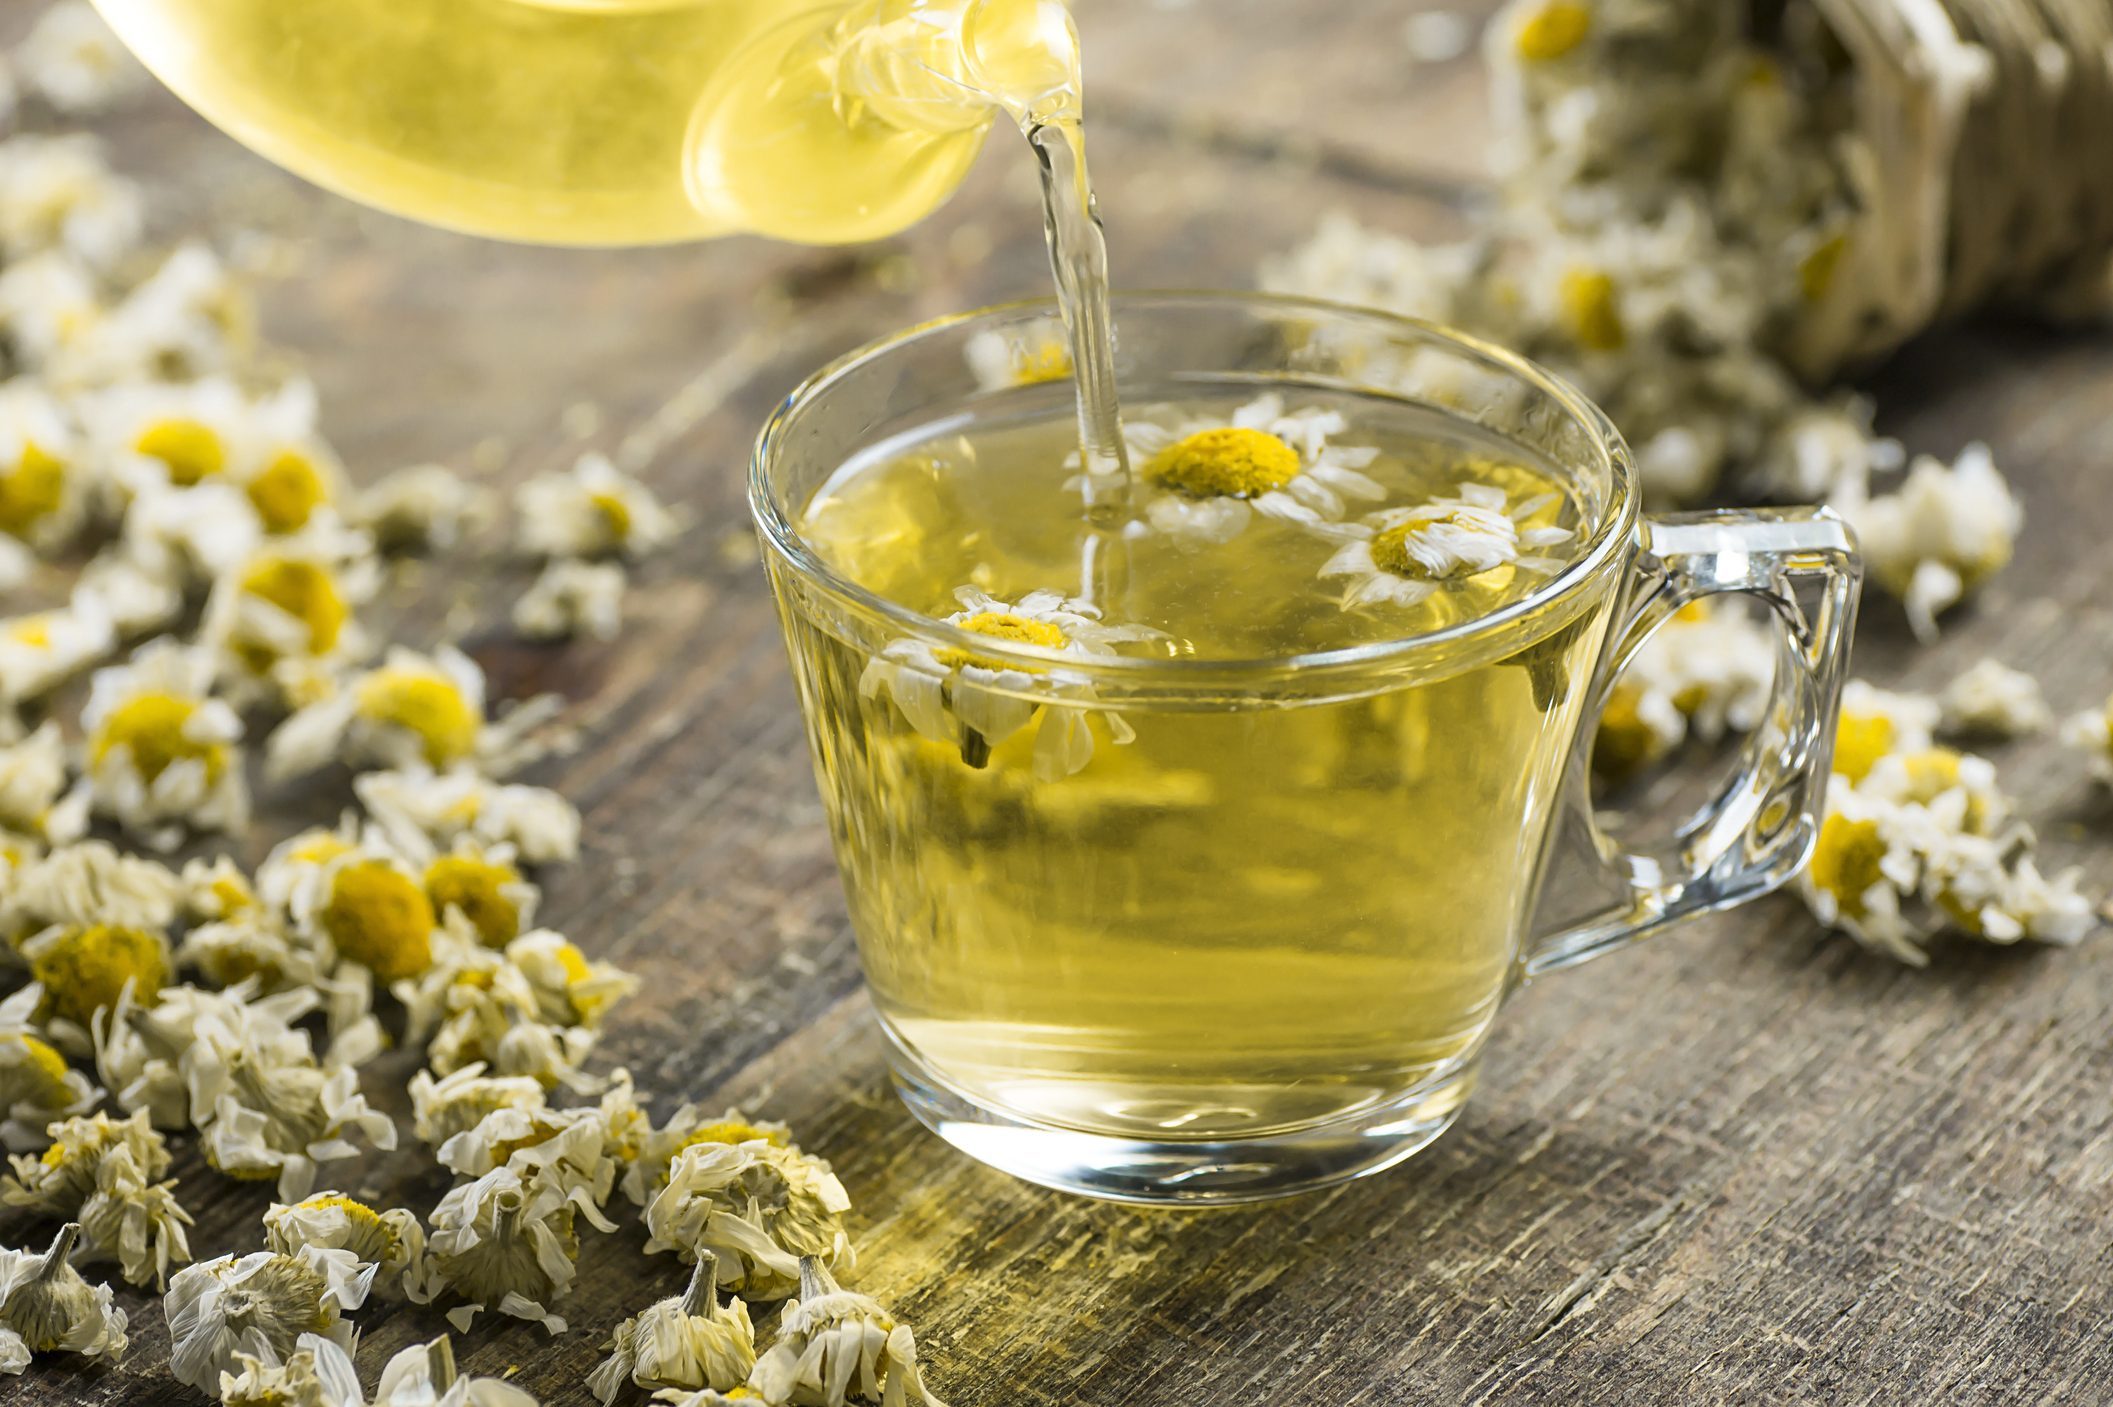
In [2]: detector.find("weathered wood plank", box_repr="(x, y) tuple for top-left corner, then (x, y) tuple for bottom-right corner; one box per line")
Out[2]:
(8, 2), (2113, 1403)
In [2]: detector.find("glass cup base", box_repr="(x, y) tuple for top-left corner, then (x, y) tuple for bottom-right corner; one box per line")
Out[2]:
(884, 1029), (1479, 1205)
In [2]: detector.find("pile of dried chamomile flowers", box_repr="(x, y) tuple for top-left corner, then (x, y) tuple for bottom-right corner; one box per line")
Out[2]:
(1264, 0), (2024, 643)
(0, 5), (944, 1403)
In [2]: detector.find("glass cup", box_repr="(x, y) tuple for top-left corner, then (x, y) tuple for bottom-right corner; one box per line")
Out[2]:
(752, 292), (1861, 1204)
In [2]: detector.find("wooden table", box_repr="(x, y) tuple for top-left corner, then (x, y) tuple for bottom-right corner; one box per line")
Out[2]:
(14, 2), (2113, 1402)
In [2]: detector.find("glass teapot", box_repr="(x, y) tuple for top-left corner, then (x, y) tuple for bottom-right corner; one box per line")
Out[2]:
(87, 0), (1080, 245)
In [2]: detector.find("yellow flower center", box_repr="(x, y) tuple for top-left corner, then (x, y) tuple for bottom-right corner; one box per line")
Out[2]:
(0, 442), (65, 537)
(210, 875), (256, 914)
(590, 491), (633, 543)
(93, 691), (225, 785)
(2, 1031), (71, 1093)
(1799, 233), (1849, 303)
(1148, 427), (1301, 500)
(246, 449), (329, 534)
(32, 924), (168, 1027)
(135, 417), (226, 486)
(239, 556), (348, 658)
(1558, 268), (1626, 352)
(678, 1121), (788, 1154)
(936, 611), (1070, 670)
(1013, 341), (1073, 384)
(299, 1193), (384, 1233)
(1832, 710), (1895, 784)
(320, 860), (435, 982)
(1891, 747), (1996, 834)
(1369, 511), (1500, 580)
(9, 615), (55, 648)
(355, 668), (481, 768)
(424, 854), (522, 948)
(1808, 812), (1886, 920)
(1514, 0), (1592, 61)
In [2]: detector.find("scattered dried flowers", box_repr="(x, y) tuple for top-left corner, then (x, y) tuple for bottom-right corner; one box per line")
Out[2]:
(0, 1223), (129, 1375)
(589, 1252), (757, 1404)
(162, 1246), (371, 1395)
(746, 1257), (944, 1407)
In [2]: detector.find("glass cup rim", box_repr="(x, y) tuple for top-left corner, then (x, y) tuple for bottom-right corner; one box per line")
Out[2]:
(749, 288), (1638, 684)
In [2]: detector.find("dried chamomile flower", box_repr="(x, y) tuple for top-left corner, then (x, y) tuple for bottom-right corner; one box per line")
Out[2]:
(94, 376), (290, 498)
(3, 1109), (191, 1288)
(644, 1141), (854, 1301)
(1319, 482), (1571, 610)
(76, 639), (249, 849)
(0, 838), (181, 951)
(1831, 680), (1939, 786)
(76, 546), (185, 637)
(747, 1257), (944, 1407)
(0, 721), (69, 843)
(0, 594), (116, 709)
(182, 855), (259, 924)
(0, 380), (86, 553)
(516, 451), (681, 561)
(374, 1335), (543, 1407)
(0, 249), (100, 373)
(515, 557), (626, 642)
(1936, 851), (2096, 951)
(590, 1253), (758, 1405)
(176, 891), (330, 996)
(964, 320), (1071, 390)
(505, 930), (638, 1031)
(410, 1063), (550, 1150)
(269, 644), (555, 782)
(236, 437), (351, 541)
(266, 1192), (437, 1303)
(1858, 747), (2009, 837)
(427, 1164), (580, 1335)
(0, 988), (99, 1150)
(58, 240), (251, 386)
(217, 1331), (365, 1407)
(1801, 786), (1964, 966)
(1112, 393), (1384, 545)
(861, 587), (1156, 783)
(203, 523), (380, 706)
(0, 134), (142, 270)
(163, 1246), (372, 1395)
(2060, 692), (2113, 785)
(0, 1224), (128, 1375)
(356, 766), (583, 865)
(438, 1071), (643, 1222)
(183, 995), (399, 1200)
(1939, 660), (2049, 741)
(1839, 444), (2021, 642)
(118, 477), (265, 587)
(417, 839), (539, 949)
(621, 1104), (790, 1206)
(398, 935), (598, 1090)
(16, 2), (143, 115)
(276, 830), (440, 984)
(357, 462), (492, 554)
(652, 1390), (763, 1407)
(22, 920), (169, 1035)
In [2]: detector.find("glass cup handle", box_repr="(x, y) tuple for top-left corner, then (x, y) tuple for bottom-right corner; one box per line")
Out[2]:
(1523, 508), (1863, 979)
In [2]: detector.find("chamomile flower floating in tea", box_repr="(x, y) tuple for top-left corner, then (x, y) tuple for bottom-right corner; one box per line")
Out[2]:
(1938, 661), (2049, 741)
(264, 1192), (437, 1304)
(1317, 481), (1572, 611)
(964, 320), (1073, 390)
(1839, 443), (2021, 641)
(515, 558), (627, 643)
(0, 1224), (129, 1376)
(76, 639), (248, 849)
(589, 1252), (758, 1405)
(1124, 393), (1386, 543)
(162, 1245), (372, 1396)
(746, 1257), (943, 1407)
(215, 1331), (364, 1407)
(1, 1109), (193, 1288)
(860, 587), (1157, 781)
(643, 1141), (854, 1302)
(427, 1164), (581, 1335)
(515, 452), (680, 563)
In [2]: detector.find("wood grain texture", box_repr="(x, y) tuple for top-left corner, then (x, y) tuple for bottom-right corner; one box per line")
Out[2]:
(8, 1), (2113, 1403)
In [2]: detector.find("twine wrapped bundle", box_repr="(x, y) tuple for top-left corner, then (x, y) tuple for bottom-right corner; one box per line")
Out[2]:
(1794, 0), (2113, 374)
